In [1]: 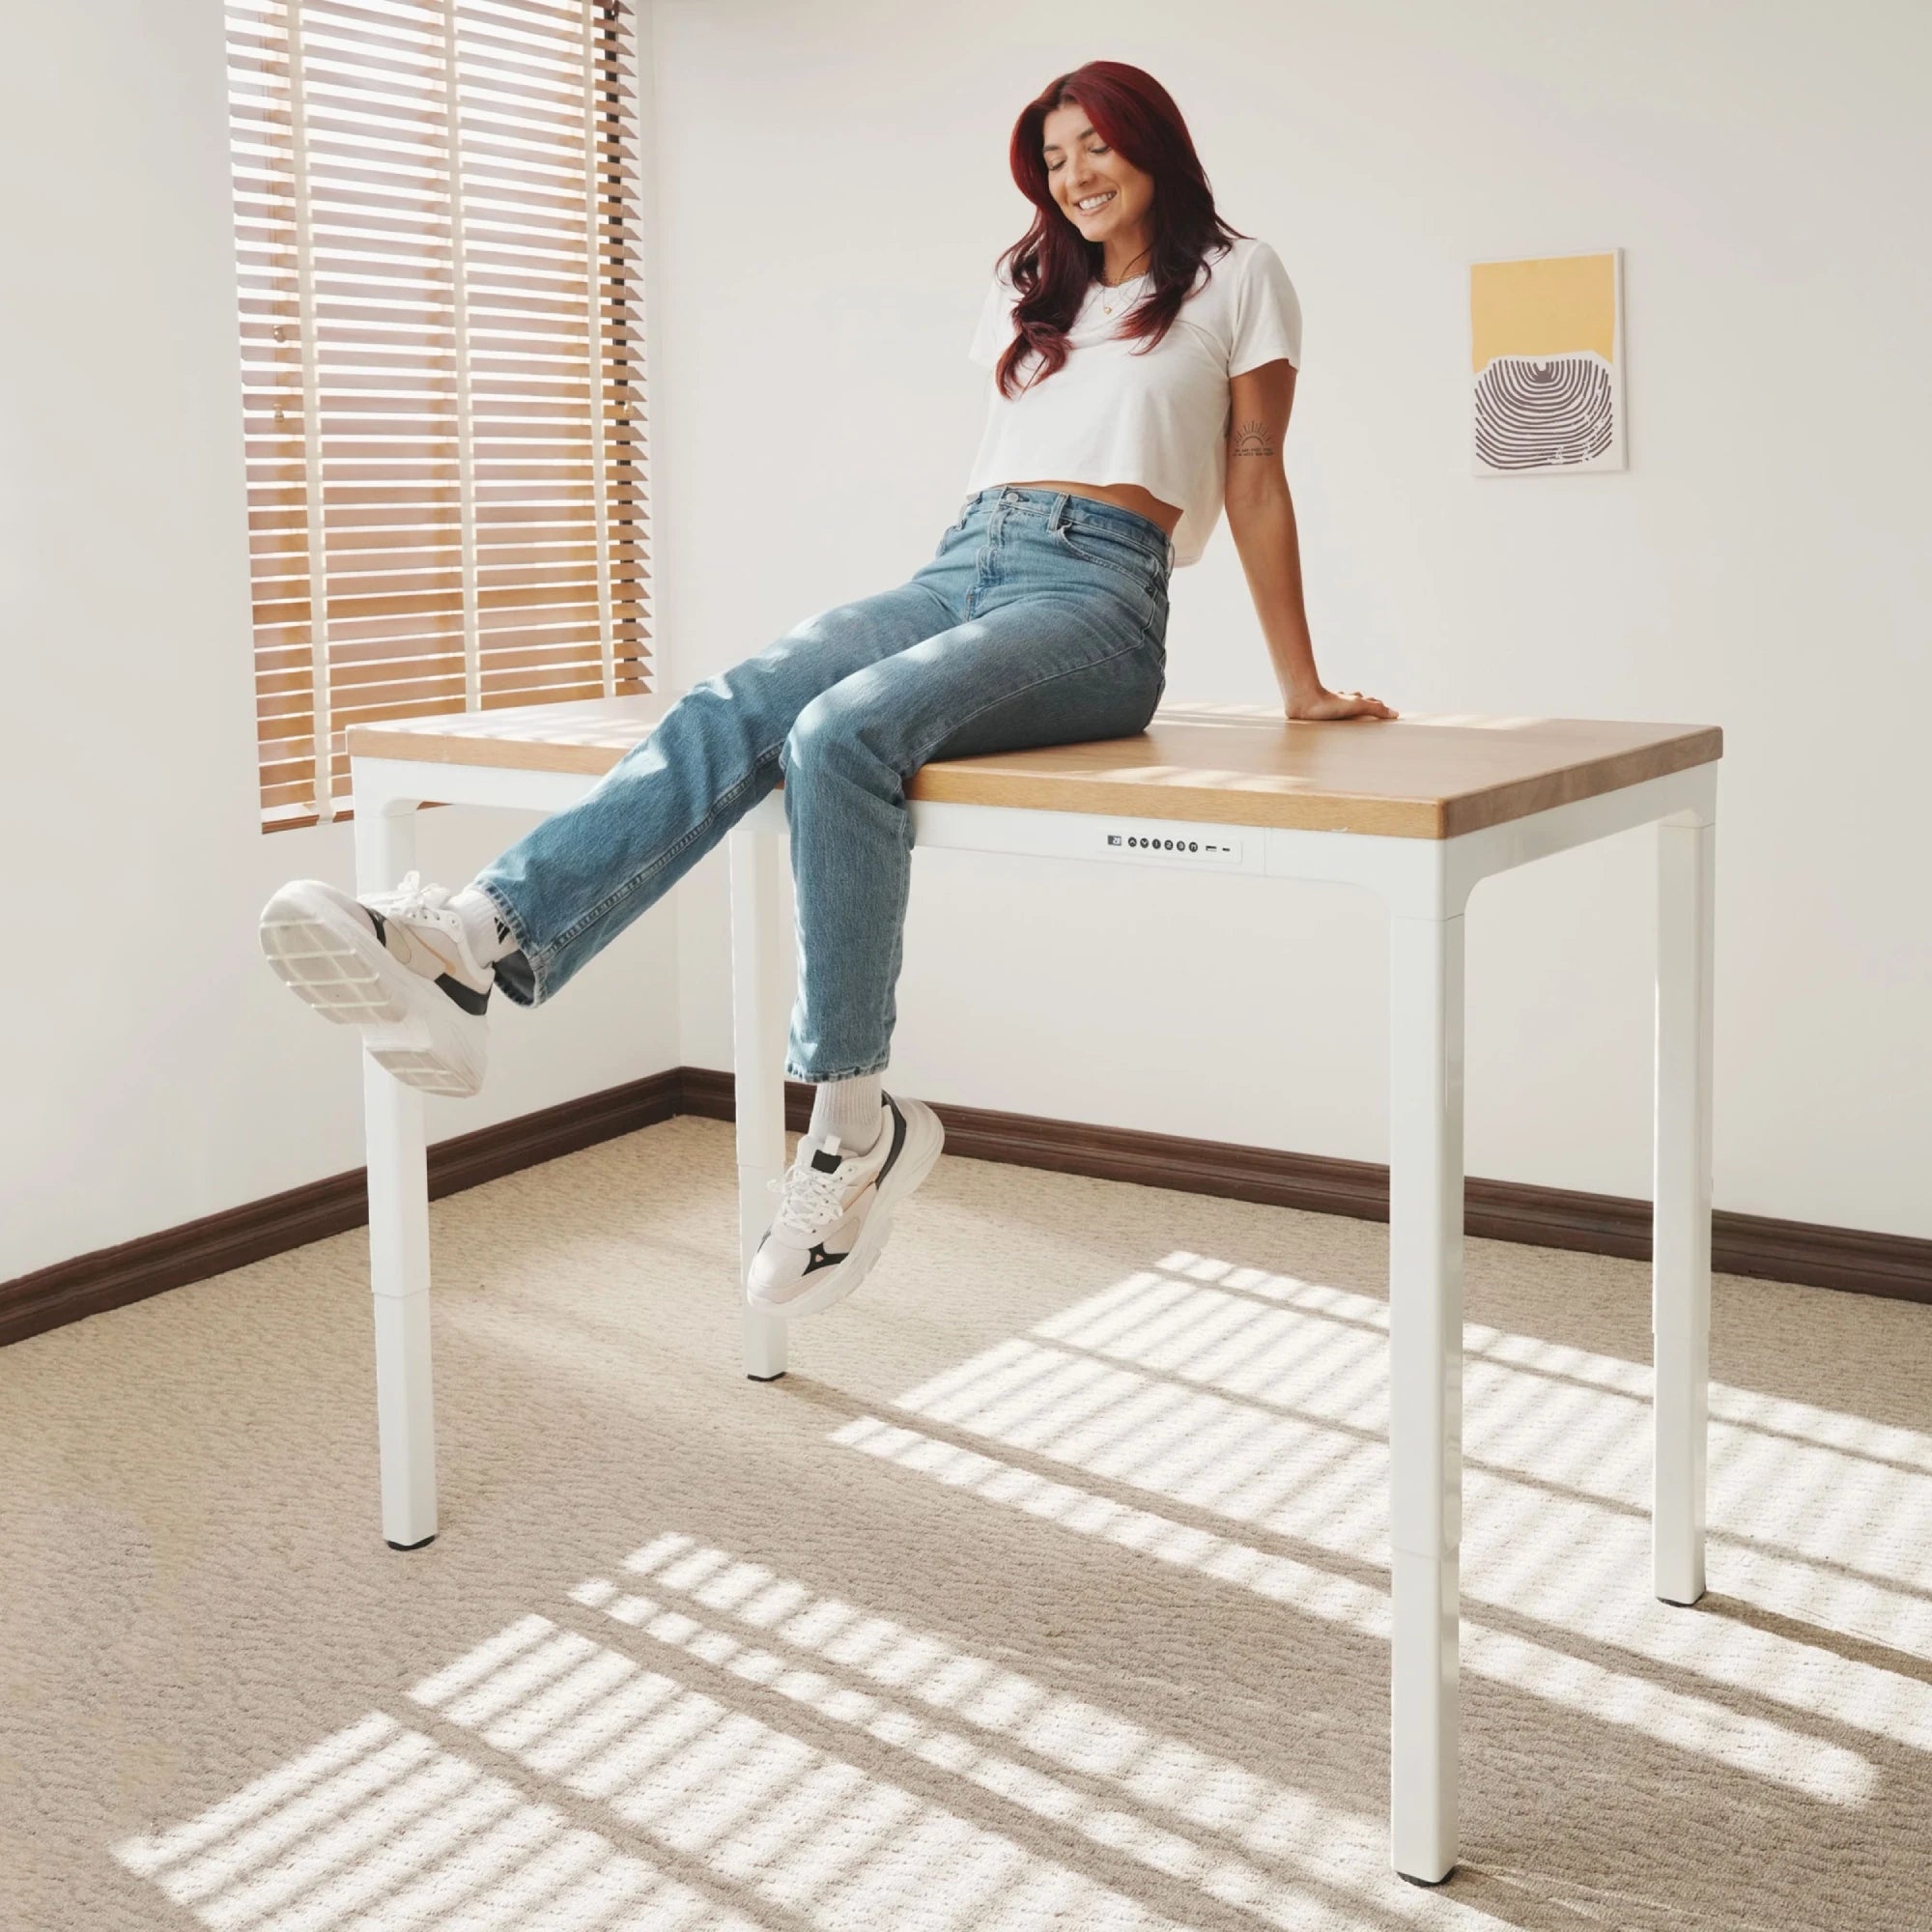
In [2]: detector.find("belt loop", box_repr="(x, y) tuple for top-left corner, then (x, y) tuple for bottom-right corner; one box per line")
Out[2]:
(1049, 490), (1069, 533)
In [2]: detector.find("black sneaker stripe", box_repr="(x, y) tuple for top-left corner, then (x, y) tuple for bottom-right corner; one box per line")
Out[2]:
(874, 1094), (909, 1183)
(436, 974), (491, 1015)
(803, 1241), (848, 1275)
(364, 904), (489, 1015)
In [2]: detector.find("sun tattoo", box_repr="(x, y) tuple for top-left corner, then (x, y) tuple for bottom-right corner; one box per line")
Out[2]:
(1231, 417), (1276, 458)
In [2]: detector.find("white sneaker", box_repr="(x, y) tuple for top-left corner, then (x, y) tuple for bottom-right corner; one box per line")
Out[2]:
(747, 1094), (945, 1319)
(258, 871), (497, 1096)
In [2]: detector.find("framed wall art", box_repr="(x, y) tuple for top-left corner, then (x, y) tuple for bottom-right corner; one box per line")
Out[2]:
(1470, 249), (1626, 474)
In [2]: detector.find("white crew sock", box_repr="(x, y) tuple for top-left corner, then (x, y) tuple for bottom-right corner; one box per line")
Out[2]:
(450, 885), (518, 966)
(810, 1073), (884, 1155)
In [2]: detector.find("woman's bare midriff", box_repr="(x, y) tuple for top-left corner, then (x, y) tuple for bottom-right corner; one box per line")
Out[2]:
(1000, 479), (1181, 538)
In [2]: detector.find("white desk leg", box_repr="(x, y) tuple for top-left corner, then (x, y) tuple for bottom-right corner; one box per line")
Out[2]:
(354, 795), (438, 1549)
(729, 816), (789, 1381)
(1388, 910), (1464, 1884)
(1654, 815), (1715, 1605)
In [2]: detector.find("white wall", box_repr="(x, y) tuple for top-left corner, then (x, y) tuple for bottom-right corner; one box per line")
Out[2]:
(4, 0), (1925, 1286)
(0, 3), (682, 1282)
(656, 0), (1932, 1237)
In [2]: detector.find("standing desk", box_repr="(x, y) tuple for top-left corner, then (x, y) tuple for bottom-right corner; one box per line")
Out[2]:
(345, 695), (1720, 1884)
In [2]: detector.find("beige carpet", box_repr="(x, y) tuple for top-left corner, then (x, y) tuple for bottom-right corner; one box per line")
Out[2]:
(4, 1117), (1928, 1932)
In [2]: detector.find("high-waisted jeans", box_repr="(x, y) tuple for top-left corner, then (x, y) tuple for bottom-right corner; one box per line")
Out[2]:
(472, 485), (1174, 1081)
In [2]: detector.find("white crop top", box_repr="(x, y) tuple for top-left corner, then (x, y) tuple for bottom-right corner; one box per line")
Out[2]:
(963, 236), (1302, 569)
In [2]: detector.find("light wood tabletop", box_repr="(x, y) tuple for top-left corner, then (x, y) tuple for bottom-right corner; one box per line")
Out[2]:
(349, 696), (1721, 839)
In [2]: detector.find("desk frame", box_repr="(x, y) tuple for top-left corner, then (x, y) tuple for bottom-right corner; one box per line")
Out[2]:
(349, 747), (1717, 1886)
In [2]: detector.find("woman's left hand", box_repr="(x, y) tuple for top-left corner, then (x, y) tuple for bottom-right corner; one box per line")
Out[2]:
(1286, 685), (1398, 722)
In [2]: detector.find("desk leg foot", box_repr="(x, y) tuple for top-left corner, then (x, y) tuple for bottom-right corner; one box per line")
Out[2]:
(365, 1073), (438, 1549)
(730, 818), (790, 1383)
(1388, 911), (1464, 1887)
(1390, 1548), (1460, 1884)
(743, 1302), (788, 1382)
(1655, 816), (1715, 1606)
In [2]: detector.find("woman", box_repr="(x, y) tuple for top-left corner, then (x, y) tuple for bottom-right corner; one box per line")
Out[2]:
(259, 60), (1395, 1323)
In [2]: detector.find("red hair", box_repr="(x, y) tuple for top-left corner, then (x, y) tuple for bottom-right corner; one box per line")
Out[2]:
(991, 61), (1248, 400)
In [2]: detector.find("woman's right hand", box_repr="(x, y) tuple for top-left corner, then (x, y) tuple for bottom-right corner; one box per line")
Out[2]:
(1285, 684), (1398, 722)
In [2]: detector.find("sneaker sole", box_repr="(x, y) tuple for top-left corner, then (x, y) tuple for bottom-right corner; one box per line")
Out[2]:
(259, 880), (487, 1098)
(751, 1097), (946, 1321)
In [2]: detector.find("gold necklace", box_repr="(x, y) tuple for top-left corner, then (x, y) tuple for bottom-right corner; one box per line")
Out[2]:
(1099, 247), (1152, 316)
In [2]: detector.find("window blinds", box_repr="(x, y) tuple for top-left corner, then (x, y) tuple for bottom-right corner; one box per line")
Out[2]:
(226, 0), (649, 830)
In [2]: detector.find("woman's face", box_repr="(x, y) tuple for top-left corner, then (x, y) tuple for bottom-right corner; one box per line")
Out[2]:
(1039, 101), (1152, 245)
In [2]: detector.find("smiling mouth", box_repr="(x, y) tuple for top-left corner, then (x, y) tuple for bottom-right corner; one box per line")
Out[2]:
(1074, 190), (1117, 213)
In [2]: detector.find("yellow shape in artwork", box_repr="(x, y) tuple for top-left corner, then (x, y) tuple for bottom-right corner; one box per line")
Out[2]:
(1470, 253), (1616, 372)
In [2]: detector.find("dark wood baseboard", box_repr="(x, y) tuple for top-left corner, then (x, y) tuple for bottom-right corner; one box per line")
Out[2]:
(6, 1065), (1925, 1350)
(0, 1069), (683, 1350)
(676, 1068), (1931, 1304)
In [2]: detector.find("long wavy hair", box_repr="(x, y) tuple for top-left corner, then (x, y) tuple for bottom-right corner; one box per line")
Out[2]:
(990, 61), (1247, 400)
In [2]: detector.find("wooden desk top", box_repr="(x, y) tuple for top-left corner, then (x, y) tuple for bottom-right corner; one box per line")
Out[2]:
(348, 696), (1720, 839)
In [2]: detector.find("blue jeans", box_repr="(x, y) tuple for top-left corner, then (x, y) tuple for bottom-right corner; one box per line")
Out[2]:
(472, 485), (1172, 1081)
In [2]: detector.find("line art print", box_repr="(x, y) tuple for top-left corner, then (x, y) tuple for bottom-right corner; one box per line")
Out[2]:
(1470, 250), (1626, 475)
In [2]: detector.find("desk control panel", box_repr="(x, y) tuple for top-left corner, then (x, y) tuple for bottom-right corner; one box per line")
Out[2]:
(908, 800), (1264, 875)
(1104, 829), (1245, 867)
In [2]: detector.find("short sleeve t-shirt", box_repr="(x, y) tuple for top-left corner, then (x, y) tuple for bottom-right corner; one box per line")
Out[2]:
(963, 237), (1301, 568)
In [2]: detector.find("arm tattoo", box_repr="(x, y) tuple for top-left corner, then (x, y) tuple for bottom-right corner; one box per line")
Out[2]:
(1231, 417), (1276, 458)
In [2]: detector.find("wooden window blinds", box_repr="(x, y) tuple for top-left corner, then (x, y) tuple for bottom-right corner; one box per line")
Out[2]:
(226, 0), (650, 830)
